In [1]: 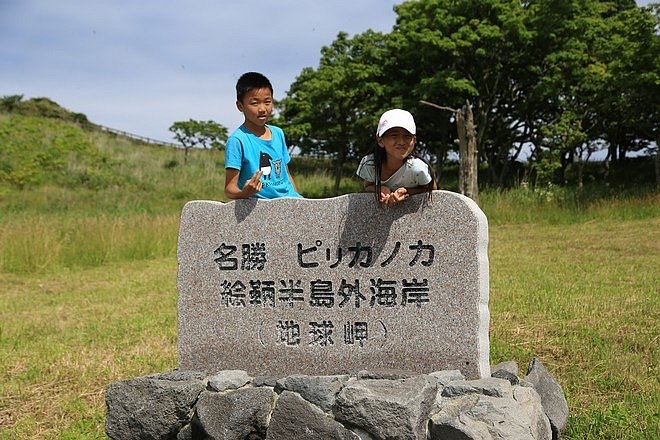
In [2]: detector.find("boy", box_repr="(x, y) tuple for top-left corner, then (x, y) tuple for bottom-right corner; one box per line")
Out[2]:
(224, 72), (302, 199)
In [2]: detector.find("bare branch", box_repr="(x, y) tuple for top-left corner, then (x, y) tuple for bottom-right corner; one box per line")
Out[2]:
(419, 100), (458, 113)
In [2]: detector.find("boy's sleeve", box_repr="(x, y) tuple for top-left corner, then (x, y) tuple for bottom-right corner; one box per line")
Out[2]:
(225, 136), (243, 170)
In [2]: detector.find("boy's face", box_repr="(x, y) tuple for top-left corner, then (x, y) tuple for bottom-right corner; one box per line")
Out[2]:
(236, 87), (273, 130)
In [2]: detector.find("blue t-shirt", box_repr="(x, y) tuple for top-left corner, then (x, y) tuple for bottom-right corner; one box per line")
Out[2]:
(225, 125), (302, 199)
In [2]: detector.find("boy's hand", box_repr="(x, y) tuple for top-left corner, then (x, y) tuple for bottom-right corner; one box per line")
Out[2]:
(242, 170), (263, 196)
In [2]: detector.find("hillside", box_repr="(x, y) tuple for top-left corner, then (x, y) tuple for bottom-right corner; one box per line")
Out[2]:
(0, 99), (229, 215)
(1, 96), (656, 218)
(0, 97), (363, 216)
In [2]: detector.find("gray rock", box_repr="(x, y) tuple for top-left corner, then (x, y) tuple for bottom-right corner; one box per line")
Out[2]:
(156, 370), (207, 381)
(357, 369), (418, 380)
(429, 395), (491, 440)
(513, 386), (553, 440)
(429, 369), (465, 387)
(519, 379), (535, 388)
(276, 374), (350, 412)
(429, 370), (465, 414)
(191, 387), (275, 440)
(524, 358), (569, 439)
(441, 377), (513, 399)
(266, 391), (359, 440)
(253, 375), (281, 387)
(492, 368), (520, 386)
(491, 360), (518, 376)
(105, 372), (205, 440)
(177, 423), (192, 440)
(429, 389), (551, 440)
(207, 369), (251, 391)
(333, 375), (437, 440)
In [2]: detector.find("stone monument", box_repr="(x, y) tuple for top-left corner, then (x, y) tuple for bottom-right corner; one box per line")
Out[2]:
(106, 192), (569, 439)
(177, 191), (490, 379)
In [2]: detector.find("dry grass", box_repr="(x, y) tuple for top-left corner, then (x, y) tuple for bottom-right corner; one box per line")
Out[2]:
(0, 206), (658, 439)
(0, 258), (178, 439)
(488, 217), (659, 439)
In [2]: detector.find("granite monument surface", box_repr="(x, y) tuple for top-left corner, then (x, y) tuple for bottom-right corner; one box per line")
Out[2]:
(177, 191), (490, 379)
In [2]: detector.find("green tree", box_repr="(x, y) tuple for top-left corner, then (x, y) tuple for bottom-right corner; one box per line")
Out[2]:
(525, 0), (658, 186)
(169, 119), (228, 163)
(390, 0), (535, 187)
(0, 94), (24, 112)
(277, 30), (389, 195)
(593, 3), (659, 163)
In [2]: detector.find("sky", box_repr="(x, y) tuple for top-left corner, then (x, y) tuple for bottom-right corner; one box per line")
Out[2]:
(0, 0), (400, 144)
(1, 1), (653, 145)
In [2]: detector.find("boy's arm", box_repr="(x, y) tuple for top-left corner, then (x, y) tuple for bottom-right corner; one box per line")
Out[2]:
(225, 169), (262, 199)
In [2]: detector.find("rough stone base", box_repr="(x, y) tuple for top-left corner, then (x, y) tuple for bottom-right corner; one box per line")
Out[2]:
(106, 359), (567, 440)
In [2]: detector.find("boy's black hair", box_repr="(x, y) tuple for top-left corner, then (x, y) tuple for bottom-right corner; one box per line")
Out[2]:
(372, 138), (436, 203)
(236, 72), (273, 102)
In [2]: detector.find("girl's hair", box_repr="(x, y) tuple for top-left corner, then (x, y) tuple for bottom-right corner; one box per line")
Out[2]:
(236, 72), (273, 102)
(372, 137), (436, 202)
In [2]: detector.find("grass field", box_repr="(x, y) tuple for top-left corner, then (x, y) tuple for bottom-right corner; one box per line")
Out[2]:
(0, 115), (658, 438)
(1, 191), (658, 439)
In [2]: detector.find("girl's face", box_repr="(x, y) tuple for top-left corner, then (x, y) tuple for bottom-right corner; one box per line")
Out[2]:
(378, 127), (415, 161)
(236, 87), (273, 131)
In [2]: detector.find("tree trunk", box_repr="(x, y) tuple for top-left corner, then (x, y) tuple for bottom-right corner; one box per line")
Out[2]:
(333, 147), (346, 196)
(655, 140), (660, 192)
(419, 99), (479, 203)
(456, 100), (479, 203)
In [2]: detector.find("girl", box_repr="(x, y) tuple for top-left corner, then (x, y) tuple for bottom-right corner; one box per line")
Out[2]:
(356, 109), (437, 205)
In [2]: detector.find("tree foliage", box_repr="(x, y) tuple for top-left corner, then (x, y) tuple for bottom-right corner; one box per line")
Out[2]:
(169, 119), (228, 163)
(277, 30), (389, 194)
(277, 0), (659, 190)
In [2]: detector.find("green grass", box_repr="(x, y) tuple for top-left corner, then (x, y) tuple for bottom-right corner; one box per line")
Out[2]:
(0, 111), (658, 438)
(487, 216), (659, 439)
(0, 259), (178, 439)
(1, 206), (657, 439)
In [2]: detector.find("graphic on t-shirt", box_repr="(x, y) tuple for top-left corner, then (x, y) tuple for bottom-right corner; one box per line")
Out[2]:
(272, 159), (282, 178)
(259, 152), (272, 178)
(259, 152), (282, 180)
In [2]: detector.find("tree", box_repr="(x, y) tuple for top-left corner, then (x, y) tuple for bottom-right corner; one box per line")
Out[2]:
(524, 0), (658, 186)
(421, 100), (479, 202)
(278, 30), (389, 195)
(0, 94), (24, 112)
(169, 119), (228, 163)
(390, 0), (535, 187)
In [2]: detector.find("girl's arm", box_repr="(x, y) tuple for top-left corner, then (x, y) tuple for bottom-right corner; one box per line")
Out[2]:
(363, 180), (393, 204)
(385, 181), (437, 205)
(404, 179), (437, 195)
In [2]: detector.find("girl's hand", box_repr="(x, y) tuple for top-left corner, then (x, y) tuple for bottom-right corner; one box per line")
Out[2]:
(243, 170), (263, 196)
(378, 186), (392, 204)
(385, 187), (409, 205)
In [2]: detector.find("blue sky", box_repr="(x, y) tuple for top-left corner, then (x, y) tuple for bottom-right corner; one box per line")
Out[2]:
(0, 0), (399, 143)
(0, 1), (653, 144)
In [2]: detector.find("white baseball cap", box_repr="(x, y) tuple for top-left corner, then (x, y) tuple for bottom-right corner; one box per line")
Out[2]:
(376, 109), (416, 137)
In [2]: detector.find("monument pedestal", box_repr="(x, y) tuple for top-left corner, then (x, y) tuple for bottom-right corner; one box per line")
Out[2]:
(105, 192), (568, 439)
